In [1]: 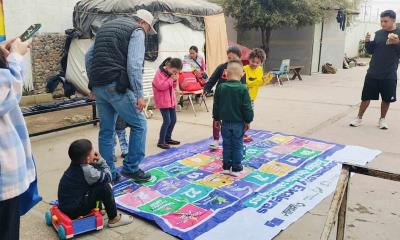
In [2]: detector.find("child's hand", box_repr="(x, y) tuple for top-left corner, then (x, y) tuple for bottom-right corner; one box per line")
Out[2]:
(214, 120), (221, 130)
(244, 123), (250, 132)
(94, 152), (100, 162)
(171, 74), (178, 82)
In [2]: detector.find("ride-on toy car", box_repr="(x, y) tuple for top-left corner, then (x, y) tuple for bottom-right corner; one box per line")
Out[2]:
(45, 205), (103, 239)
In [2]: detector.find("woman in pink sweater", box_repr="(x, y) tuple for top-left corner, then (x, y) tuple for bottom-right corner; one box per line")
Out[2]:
(152, 58), (183, 149)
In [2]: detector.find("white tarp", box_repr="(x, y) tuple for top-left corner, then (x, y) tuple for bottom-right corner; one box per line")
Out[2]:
(66, 22), (205, 95)
(65, 39), (92, 95)
(144, 22), (205, 70)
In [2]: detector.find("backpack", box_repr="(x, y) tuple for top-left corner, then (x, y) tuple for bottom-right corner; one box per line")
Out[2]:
(322, 63), (337, 74)
(179, 72), (202, 91)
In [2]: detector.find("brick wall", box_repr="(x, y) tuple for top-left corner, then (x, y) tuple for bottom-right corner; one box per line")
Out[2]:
(31, 33), (66, 94)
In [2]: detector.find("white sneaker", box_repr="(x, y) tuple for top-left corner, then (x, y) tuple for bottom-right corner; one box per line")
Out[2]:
(230, 171), (242, 177)
(349, 117), (362, 127)
(379, 118), (388, 130)
(209, 140), (219, 149)
(221, 169), (231, 175)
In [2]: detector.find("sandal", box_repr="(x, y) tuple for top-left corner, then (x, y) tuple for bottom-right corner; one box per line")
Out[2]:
(108, 213), (134, 228)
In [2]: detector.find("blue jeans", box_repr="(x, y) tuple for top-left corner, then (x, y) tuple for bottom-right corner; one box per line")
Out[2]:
(221, 121), (245, 172)
(93, 83), (147, 178)
(159, 108), (177, 144)
(116, 129), (129, 155)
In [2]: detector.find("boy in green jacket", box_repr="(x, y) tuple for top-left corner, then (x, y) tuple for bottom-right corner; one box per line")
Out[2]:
(213, 60), (254, 176)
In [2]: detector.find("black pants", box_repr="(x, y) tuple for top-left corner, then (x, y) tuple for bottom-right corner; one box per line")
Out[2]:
(65, 183), (117, 220)
(0, 196), (20, 240)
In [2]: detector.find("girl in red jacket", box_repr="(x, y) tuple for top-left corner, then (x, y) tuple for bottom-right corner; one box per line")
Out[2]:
(152, 58), (183, 149)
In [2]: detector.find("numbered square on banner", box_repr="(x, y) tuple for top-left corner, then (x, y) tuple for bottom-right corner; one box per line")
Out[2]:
(291, 147), (321, 159)
(197, 173), (235, 188)
(177, 169), (213, 182)
(139, 197), (187, 216)
(268, 134), (295, 144)
(194, 189), (239, 210)
(163, 204), (213, 229)
(170, 184), (213, 203)
(153, 178), (190, 195)
(141, 168), (170, 187)
(161, 162), (194, 177)
(180, 154), (213, 168)
(116, 186), (163, 209)
(259, 161), (296, 177)
(243, 170), (279, 185)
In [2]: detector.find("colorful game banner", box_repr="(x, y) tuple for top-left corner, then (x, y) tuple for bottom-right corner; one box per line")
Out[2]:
(114, 130), (380, 240)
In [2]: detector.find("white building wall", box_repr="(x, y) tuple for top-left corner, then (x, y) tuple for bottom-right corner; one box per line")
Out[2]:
(319, 11), (346, 71)
(344, 21), (381, 58)
(3, 0), (80, 89)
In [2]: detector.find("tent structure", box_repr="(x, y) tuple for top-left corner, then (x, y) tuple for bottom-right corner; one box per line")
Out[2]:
(228, 41), (252, 66)
(66, 0), (228, 95)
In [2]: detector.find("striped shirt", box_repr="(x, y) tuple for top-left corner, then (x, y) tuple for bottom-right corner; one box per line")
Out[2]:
(0, 53), (36, 201)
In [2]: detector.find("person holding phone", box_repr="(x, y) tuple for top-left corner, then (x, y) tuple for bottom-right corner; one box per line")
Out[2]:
(350, 10), (400, 129)
(0, 38), (37, 239)
(152, 58), (183, 149)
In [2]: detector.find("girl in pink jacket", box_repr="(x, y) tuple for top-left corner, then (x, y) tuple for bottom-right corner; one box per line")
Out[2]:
(152, 58), (183, 149)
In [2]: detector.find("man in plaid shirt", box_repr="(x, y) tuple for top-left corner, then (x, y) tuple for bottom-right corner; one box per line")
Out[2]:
(0, 38), (37, 239)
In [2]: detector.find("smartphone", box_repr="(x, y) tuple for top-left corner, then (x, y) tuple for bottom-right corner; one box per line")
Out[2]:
(20, 24), (42, 41)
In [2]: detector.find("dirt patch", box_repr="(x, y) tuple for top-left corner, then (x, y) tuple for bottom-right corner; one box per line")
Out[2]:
(25, 106), (93, 134)
(355, 218), (368, 223)
(353, 203), (374, 215)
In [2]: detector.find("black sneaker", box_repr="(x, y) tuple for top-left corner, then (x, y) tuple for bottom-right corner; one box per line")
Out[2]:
(232, 164), (244, 172)
(121, 169), (151, 182)
(166, 140), (180, 145)
(222, 163), (232, 171)
(157, 143), (171, 149)
(112, 173), (122, 184)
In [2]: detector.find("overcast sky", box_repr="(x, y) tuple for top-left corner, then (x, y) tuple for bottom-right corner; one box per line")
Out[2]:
(370, 0), (398, 10)
(358, 0), (399, 22)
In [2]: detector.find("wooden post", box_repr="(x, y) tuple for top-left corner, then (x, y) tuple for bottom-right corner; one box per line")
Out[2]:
(336, 175), (349, 240)
(343, 163), (400, 182)
(320, 166), (350, 240)
(321, 163), (400, 240)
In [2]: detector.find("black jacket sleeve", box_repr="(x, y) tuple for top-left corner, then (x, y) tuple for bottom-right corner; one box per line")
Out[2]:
(204, 63), (224, 93)
(213, 85), (221, 121)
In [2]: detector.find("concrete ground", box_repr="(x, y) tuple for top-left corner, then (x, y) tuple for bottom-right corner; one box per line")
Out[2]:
(22, 65), (400, 240)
